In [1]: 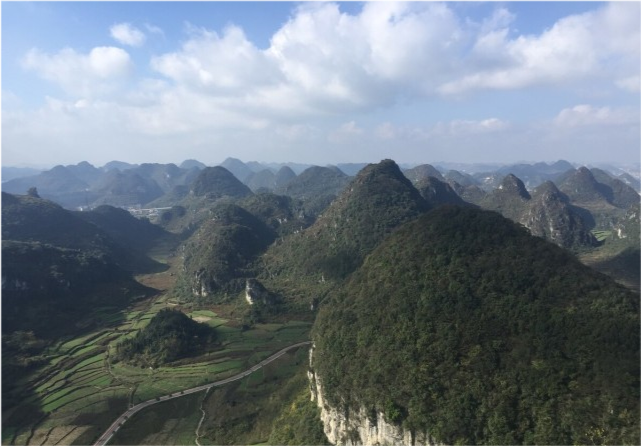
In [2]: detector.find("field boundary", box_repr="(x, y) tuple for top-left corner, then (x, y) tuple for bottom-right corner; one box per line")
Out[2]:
(93, 341), (312, 446)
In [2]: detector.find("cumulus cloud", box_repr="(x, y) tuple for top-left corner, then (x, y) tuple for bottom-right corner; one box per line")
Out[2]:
(146, 2), (467, 117)
(151, 25), (280, 94)
(110, 23), (146, 47)
(8, 2), (639, 166)
(439, 2), (640, 95)
(22, 46), (133, 97)
(139, 1), (639, 126)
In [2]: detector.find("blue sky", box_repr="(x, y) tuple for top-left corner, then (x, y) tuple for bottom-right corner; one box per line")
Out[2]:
(2, 1), (639, 168)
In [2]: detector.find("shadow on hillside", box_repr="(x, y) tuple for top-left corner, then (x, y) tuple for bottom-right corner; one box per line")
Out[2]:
(591, 247), (640, 292)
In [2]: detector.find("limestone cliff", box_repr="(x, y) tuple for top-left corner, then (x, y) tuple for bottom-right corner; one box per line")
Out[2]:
(308, 348), (438, 446)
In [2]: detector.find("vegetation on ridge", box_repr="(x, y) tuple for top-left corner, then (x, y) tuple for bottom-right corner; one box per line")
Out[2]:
(312, 206), (639, 445)
(262, 159), (429, 285)
(115, 308), (217, 367)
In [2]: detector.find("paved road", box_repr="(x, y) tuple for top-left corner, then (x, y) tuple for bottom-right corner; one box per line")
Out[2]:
(93, 341), (313, 446)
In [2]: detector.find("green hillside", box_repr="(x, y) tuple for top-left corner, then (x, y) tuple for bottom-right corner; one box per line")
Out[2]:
(313, 206), (639, 445)
(261, 160), (429, 308)
(2, 192), (163, 273)
(115, 308), (217, 367)
(179, 203), (275, 301)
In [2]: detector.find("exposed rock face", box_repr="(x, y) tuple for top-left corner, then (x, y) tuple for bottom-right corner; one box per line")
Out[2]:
(523, 181), (597, 248)
(414, 176), (469, 208)
(479, 175), (596, 249)
(308, 348), (438, 446)
(613, 204), (641, 241)
(182, 204), (274, 300)
(245, 278), (270, 305)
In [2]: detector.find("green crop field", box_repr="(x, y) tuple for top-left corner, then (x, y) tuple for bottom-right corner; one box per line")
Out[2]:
(591, 229), (613, 242)
(3, 285), (312, 446)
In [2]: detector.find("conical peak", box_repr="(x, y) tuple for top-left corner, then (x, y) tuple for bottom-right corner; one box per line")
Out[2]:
(498, 174), (530, 199)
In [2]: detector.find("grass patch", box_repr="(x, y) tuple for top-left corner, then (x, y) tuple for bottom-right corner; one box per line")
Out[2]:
(591, 230), (613, 242)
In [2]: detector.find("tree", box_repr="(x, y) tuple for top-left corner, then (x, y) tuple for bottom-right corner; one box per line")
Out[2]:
(27, 187), (40, 198)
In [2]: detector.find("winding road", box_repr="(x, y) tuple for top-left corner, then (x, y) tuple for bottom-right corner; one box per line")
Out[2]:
(93, 341), (313, 446)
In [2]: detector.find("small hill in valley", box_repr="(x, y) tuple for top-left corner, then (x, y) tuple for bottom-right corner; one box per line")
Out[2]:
(312, 206), (639, 446)
(180, 203), (275, 300)
(115, 308), (217, 367)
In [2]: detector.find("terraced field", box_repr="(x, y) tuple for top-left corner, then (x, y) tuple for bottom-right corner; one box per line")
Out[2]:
(3, 254), (312, 446)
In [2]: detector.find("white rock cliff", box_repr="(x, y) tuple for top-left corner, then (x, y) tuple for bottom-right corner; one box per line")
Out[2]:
(308, 348), (439, 446)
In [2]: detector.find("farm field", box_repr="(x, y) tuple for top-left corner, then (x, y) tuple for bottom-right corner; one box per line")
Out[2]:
(2, 253), (312, 446)
(109, 344), (313, 446)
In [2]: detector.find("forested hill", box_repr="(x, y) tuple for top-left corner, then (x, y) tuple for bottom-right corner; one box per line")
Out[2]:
(312, 206), (639, 445)
(260, 159), (429, 308)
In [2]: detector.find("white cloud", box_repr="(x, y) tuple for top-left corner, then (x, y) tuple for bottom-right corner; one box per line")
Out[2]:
(144, 23), (164, 36)
(110, 23), (146, 47)
(430, 118), (510, 137)
(8, 2), (640, 167)
(375, 122), (397, 140)
(328, 121), (364, 143)
(144, 2), (467, 119)
(268, 2), (464, 108)
(438, 2), (640, 95)
(2, 90), (24, 110)
(439, 15), (597, 94)
(22, 46), (133, 97)
(151, 25), (280, 94)
(554, 104), (639, 127)
(616, 76), (640, 93)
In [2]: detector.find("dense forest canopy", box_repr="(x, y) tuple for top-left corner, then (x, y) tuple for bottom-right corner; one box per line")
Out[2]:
(313, 206), (639, 445)
(115, 309), (217, 367)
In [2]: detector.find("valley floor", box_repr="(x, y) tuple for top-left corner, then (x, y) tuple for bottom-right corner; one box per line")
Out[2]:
(2, 249), (313, 446)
